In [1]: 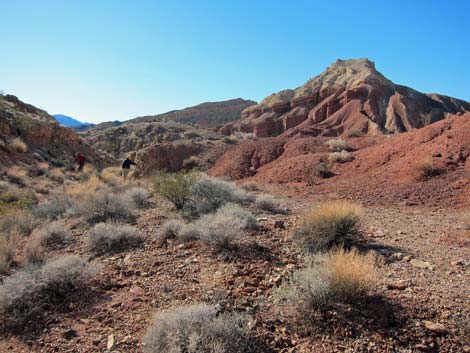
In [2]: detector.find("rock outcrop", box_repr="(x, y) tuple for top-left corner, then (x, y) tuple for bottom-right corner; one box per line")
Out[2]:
(222, 59), (470, 137)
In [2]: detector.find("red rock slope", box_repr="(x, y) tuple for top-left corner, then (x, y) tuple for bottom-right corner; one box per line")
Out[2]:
(220, 59), (469, 138)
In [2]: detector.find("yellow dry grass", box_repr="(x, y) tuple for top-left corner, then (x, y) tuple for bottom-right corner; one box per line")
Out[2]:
(302, 200), (363, 225)
(10, 138), (28, 153)
(66, 174), (106, 199)
(82, 164), (95, 175)
(324, 247), (378, 300)
(100, 167), (122, 184)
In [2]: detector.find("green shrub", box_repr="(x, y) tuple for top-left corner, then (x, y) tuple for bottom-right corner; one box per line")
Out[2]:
(143, 304), (254, 353)
(154, 171), (196, 209)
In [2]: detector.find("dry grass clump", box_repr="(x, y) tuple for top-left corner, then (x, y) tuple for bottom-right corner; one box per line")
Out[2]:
(0, 255), (99, 331)
(154, 171), (197, 209)
(254, 194), (286, 214)
(124, 186), (151, 209)
(279, 248), (378, 313)
(143, 303), (254, 353)
(0, 208), (38, 237)
(100, 166), (122, 185)
(31, 222), (70, 249)
(10, 137), (28, 153)
(69, 190), (135, 224)
(87, 222), (142, 254)
(0, 183), (36, 211)
(160, 219), (185, 243)
(66, 174), (107, 199)
(241, 182), (261, 192)
(48, 168), (65, 184)
(294, 200), (362, 252)
(325, 138), (350, 152)
(328, 150), (353, 164)
(415, 158), (444, 180)
(0, 233), (19, 273)
(33, 196), (71, 220)
(308, 163), (334, 183)
(6, 167), (28, 186)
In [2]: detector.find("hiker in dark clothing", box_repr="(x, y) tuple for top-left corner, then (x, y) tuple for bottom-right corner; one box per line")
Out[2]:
(74, 152), (85, 172)
(121, 156), (136, 179)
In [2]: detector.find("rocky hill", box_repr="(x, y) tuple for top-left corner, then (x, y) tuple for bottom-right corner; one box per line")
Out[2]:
(0, 94), (111, 168)
(131, 98), (256, 128)
(220, 59), (470, 137)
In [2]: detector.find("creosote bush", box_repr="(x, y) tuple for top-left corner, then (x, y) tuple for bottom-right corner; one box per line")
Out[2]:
(279, 248), (378, 313)
(0, 255), (99, 330)
(153, 171), (196, 209)
(254, 194), (285, 214)
(143, 304), (254, 353)
(294, 200), (362, 252)
(325, 138), (350, 152)
(87, 222), (142, 254)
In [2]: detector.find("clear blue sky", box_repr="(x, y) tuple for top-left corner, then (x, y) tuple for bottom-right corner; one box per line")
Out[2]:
(1, 0), (469, 123)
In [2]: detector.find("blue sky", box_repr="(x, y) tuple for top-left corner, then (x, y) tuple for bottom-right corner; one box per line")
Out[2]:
(1, 0), (469, 123)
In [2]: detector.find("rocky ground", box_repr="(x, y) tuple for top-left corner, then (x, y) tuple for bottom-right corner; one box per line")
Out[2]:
(0, 185), (468, 353)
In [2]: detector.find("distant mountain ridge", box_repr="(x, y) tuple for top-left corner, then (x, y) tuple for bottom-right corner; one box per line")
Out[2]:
(131, 98), (256, 128)
(53, 114), (93, 128)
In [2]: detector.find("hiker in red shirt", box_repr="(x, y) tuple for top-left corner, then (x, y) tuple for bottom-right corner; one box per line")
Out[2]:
(74, 152), (85, 172)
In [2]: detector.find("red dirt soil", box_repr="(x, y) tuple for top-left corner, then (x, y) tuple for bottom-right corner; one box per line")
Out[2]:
(211, 113), (470, 207)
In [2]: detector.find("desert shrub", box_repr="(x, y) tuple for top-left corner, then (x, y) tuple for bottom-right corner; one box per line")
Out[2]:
(415, 158), (444, 180)
(0, 255), (99, 330)
(33, 196), (71, 220)
(216, 203), (258, 230)
(143, 303), (254, 353)
(154, 171), (197, 209)
(24, 237), (45, 265)
(100, 166), (122, 185)
(124, 186), (151, 209)
(182, 155), (199, 170)
(254, 194), (286, 214)
(31, 222), (69, 249)
(0, 233), (19, 273)
(279, 248), (378, 313)
(87, 222), (142, 254)
(328, 150), (353, 164)
(294, 200), (362, 253)
(66, 174), (108, 199)
(178, 222), (202, 242)
(70, 191), (135, 224)
(325, 138), (349, 152)
(160, 219), (185, 243)
(10, 137), (28, 153)
(196, 213), (244, 252)
(309, 162), (334, 180)
(0, 209), (38, 237)
(48, 168), (65, 184)
(241, 182), (260, 192)
(0, 183), (36, 209)
(184, 177), (254, 217)
(6, 167), (28, 186)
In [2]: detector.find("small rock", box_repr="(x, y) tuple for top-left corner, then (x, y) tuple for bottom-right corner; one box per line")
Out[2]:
(423, 321), (447, 335)
(450, 259), (464, 266)
(410, 259), (433, 270)
(415, 344), (432, 351)
(107, 334), (116, 350)
(62, 328), (78, 341)
(403, 255), (412, 262)
(273, 220), (285, 229)
(386, 280), (408, 290)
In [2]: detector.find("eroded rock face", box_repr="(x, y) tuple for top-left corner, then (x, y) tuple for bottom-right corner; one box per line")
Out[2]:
(135, 142), (203, 176)
(221, 59), (470, 137)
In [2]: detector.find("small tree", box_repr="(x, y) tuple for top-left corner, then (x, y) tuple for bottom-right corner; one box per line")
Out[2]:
(153, 171), (197, 209)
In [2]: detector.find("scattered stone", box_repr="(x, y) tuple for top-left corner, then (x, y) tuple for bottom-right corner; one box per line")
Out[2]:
(274, 220), (285, 229)
(107, 334), (116, 350)
(423, 321), (448, 335)
(62, 328), (78, 341)
(386, 280), (408, 290)
(450, 259), (464, 266)
(410, 259), (433, 270)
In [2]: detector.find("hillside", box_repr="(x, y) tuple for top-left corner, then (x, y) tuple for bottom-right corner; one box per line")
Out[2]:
(0, 94), (111, 168)
(220, 59), (470, 137)
(131, 98), (256, 128)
